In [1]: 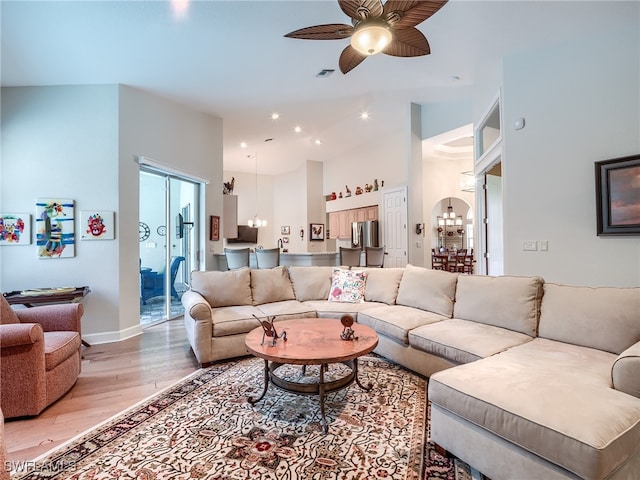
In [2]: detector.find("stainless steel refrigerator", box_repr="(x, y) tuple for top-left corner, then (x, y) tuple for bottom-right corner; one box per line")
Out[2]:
(352, 220), (379, 250)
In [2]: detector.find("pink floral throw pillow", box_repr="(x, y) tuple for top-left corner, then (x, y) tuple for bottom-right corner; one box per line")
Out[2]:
(328, 268), (367, 303)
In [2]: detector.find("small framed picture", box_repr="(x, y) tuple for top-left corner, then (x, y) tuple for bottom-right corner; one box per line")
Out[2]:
(210, 215), (220, 241)
(0, 213), (31, 245)
(595, 154), (640, 235)
(281, 225), (290, 235)
(80, 210), (115, 240)
(310, 223), (324, 241)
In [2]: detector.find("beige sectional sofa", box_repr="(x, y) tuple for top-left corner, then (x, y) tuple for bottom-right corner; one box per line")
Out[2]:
(182, 264), (640, 480)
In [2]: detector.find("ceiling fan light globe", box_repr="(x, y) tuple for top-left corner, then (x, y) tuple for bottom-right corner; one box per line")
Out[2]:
(351, 24), (392, 56)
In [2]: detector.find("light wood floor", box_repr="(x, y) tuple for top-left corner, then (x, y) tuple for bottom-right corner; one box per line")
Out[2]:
(4, 318), (201, 462)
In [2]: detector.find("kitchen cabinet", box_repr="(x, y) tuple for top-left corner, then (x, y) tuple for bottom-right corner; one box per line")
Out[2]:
(328, 212), (339, 239)
(328, 205), (378, 240)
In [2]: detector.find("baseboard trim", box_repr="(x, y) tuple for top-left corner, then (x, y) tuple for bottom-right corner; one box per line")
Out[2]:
(83, 324), (143, 345)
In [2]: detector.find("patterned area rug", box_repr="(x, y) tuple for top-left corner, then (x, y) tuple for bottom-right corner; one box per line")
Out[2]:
(11, 356), (485, 480)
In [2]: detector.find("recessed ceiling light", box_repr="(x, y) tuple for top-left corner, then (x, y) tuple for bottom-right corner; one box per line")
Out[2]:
(271, 113), (280, 120)
(294, 126), (302, 133)
(360, 111), (370, 120)
(240, 142), (248, 148)
(314, 139), (322, 145)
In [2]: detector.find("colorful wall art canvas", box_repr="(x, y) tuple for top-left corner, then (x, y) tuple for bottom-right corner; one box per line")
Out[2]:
(80, 210), (115, 240)
(36, 198), (75, 258)
(0, 213), (31, 245)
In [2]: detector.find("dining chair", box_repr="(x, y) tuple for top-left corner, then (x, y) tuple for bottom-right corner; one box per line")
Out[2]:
(431, 249), (445, 270)
(339, 247), (362, 268)
(365, 246), (385, 268)
(451, 251), (467, 272)
(255, 247), (280, 269)
(224, 247), (250, 270)
(463, 253), (475, 274)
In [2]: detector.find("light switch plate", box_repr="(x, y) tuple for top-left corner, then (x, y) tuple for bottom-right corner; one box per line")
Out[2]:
(523, 241), (537, 251)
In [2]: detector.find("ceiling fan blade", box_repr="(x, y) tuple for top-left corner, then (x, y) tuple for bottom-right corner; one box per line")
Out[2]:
(383, 27), (430, 57)
(383, 1), (448, 29)
(339, 0), (384, 22)
(284, 24), (354, 40)
(339, 45), (368, 74)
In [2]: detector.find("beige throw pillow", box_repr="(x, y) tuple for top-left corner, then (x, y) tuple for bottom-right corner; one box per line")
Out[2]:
(250, 266), (296, 305)
(191, 268), (252, 307)
(287, 266), (334, 301)
(396, 264), (457, 317)
(454, 274), (543, 337)
(364, 267), (404, 304)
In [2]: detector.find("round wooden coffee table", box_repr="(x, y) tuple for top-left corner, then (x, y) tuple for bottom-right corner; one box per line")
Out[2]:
(244, 317), (378, 433)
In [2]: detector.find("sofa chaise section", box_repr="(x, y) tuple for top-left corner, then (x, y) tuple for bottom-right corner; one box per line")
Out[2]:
(429, 283), (640, 480)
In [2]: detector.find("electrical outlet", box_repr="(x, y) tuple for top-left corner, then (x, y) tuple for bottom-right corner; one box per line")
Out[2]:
(523, 241), (537, 251)
(540, 240), (548, 251)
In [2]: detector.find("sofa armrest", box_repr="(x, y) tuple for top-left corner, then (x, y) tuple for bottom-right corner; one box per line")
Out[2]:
(15, 303), (83, 333)
(0, 323), (43, 347)
(182, 290), (212, 322)
(612, 340), (640, 398)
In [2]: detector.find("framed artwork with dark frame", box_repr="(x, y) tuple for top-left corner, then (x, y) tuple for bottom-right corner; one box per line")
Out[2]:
(595, 154), (640, 236)
(210, 215), (220, 241)
(310, 223), (324, 241)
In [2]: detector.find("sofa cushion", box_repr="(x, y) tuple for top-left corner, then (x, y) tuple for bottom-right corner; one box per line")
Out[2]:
(612, 341), (640, 398)
(363, 267), (404, 304)
(287, 266), (334, 302)
(328, 268), (367, 303)
(250, 266), (295, 306)
(43, 331), (81, 371)
(191, 268), (252, 307)
(409, 319), (533, 365)
(211, 305), (266, 337)
(358, 305), (447, 345)
(302, 300), (384, 319)
(395, 264), (457, 317)
(539, 283), (640, 354)
(453, 275), (543, 337)
(256, 300), (317, 321)
(429, 338), (640, 480)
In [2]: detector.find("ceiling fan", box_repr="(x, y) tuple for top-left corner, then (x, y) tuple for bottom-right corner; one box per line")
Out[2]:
(284, 0), (448, 74)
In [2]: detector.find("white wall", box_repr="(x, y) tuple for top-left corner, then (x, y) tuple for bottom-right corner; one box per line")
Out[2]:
(222, 170), (275, 249)
(323, 102), (411, 196)
(273, 165), (307, 253)
(1, 85), (121, 337)
(502, 25), (640, 286)
(1, 84), (224, 342)
(305, 160), (327, 253)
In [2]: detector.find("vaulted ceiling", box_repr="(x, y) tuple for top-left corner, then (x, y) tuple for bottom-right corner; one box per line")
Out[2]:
(2, 1), (636, 174)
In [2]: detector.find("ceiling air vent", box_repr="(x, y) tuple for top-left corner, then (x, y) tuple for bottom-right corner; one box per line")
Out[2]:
(316, 69), (335, 78)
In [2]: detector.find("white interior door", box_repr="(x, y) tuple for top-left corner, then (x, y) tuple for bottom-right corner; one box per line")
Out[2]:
(381, 186), (408, 267)
(485, 168), (504, 276)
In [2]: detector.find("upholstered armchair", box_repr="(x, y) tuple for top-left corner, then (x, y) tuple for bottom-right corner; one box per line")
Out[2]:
(0, 295), (83, 418)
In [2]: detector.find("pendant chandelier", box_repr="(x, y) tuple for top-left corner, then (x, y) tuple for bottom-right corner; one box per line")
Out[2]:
(247, 153), (266, 228)
(439, 198), (462, 227)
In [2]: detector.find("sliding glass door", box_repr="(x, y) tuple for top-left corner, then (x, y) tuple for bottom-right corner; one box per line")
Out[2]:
(139, 169), (199, 325)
